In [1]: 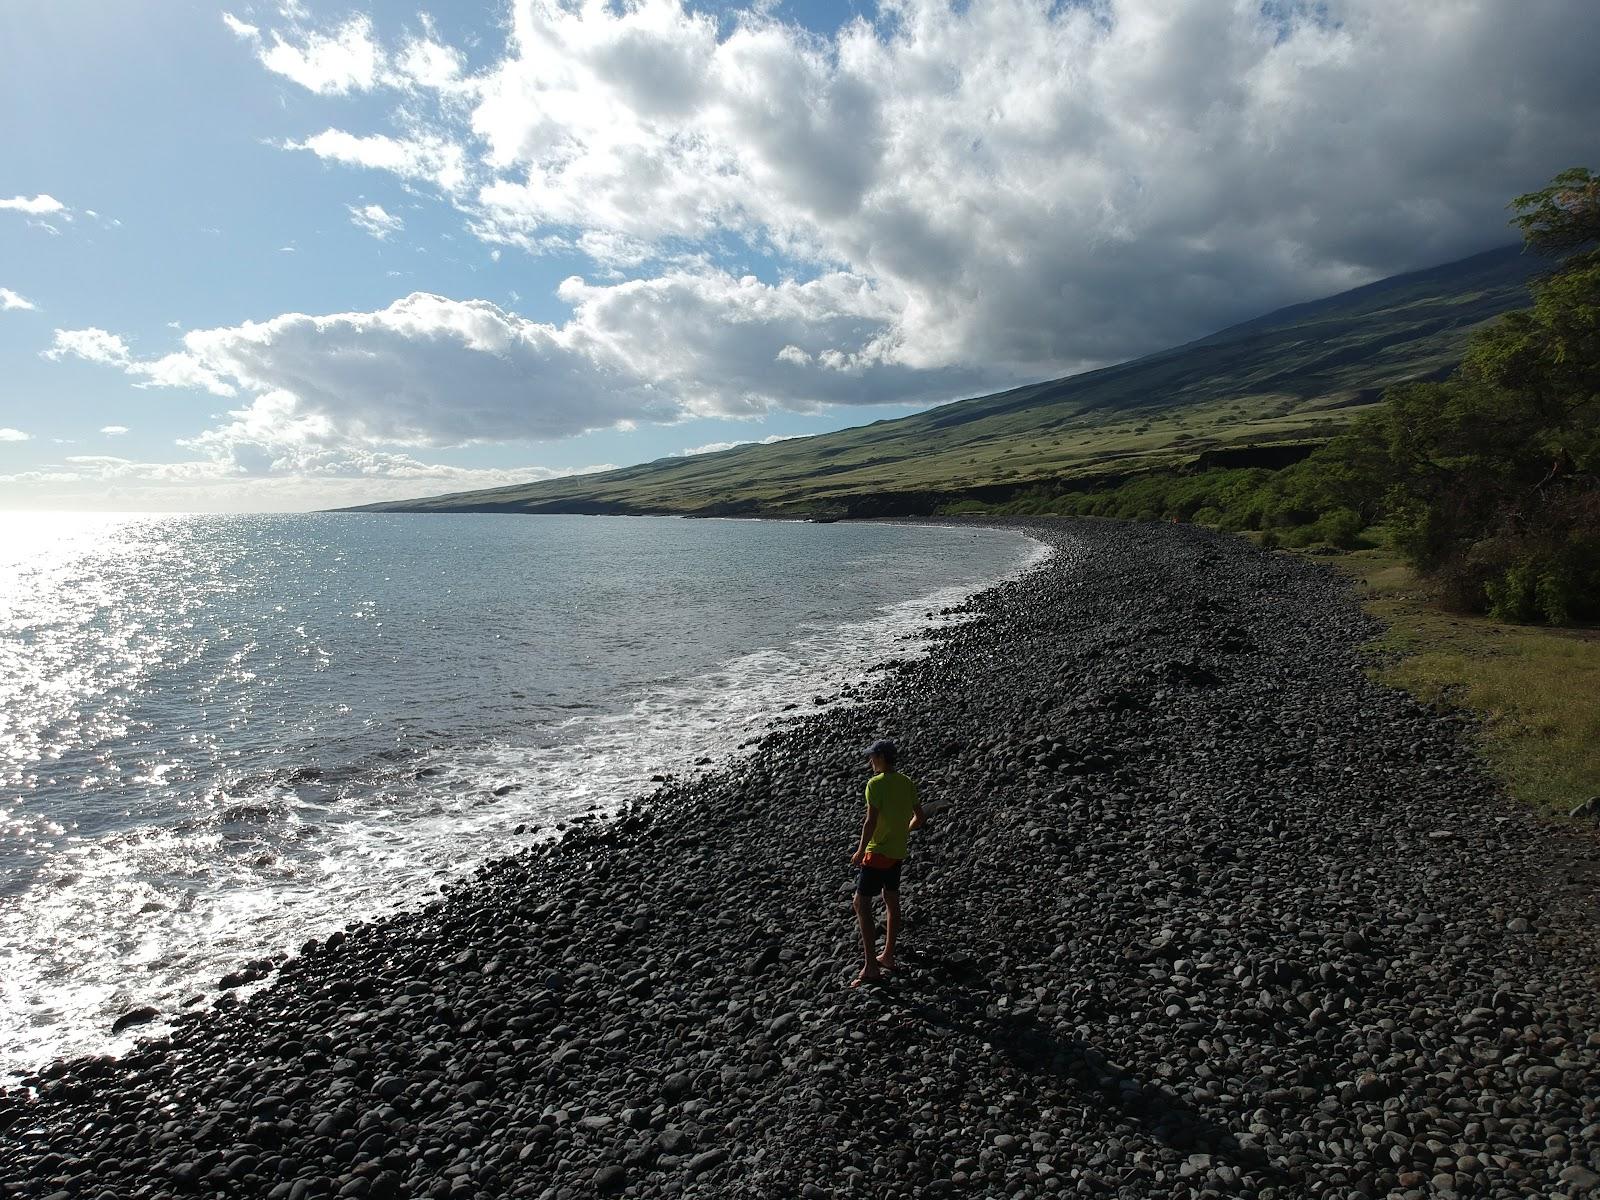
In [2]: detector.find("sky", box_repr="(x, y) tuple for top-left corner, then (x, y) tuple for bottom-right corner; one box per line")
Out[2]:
(1, 1), (1597, 512)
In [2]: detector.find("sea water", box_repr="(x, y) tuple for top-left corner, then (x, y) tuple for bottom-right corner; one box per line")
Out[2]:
(0, 512), (1042, 1079)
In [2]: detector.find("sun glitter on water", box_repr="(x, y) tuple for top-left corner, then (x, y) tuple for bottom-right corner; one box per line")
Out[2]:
(0, 513), (1043, 1079)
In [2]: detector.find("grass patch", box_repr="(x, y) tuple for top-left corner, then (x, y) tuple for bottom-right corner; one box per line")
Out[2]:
(1319, 545), (1600, 816)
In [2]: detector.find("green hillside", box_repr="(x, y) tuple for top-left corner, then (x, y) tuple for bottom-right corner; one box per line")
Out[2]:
(347, 244), (1545, 518)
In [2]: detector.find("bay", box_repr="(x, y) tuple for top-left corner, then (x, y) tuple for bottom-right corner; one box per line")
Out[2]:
(0, 511), (1040, 1077)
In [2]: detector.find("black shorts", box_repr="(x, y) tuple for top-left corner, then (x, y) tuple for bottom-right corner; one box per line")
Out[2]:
(855, 860), (902, 898)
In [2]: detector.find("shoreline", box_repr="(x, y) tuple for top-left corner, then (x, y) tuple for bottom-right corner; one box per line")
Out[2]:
(5, 518), (1600, 1199)
(0, 516), (1042, 1082)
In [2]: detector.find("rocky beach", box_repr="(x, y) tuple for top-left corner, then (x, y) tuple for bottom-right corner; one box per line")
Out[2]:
(3, 518), (1599, 1200)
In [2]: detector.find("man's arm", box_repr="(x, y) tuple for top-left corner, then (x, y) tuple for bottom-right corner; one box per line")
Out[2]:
(850, 805), (879, 865)
(909, 802), (926, 832)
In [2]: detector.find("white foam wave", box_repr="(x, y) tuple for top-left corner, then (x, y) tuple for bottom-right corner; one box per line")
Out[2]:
(0, 526), (1049, 1080)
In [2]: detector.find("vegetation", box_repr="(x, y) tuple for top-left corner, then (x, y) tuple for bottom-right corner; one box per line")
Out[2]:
(963, 464), (1374, 550)
(1328, 547), (1600, 817)
(348, 245), (1541, 519)
(982, 169), (1600, 626)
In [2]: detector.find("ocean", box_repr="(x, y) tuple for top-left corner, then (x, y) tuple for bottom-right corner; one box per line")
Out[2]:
(0, 512), (1042, 1079)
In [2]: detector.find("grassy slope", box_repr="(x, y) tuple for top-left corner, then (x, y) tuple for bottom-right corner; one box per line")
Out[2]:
(1322, 546), (1600, 817)
(350, 244), (1543, 516)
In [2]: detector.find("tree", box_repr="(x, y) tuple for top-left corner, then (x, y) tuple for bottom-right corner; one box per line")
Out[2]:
(1511, 167), (1600, 261)
(1373, 166), (1600, 620)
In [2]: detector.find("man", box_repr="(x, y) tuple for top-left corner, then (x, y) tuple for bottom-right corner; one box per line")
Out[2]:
(848, 738), (925, 987)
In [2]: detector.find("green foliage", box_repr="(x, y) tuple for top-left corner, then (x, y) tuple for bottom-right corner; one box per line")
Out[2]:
(937, 499), (992, 516)
(1484, 561), (1542, 624)
(1483, 555), (1589, 626)
(1473, 527), (1600, 625)
(1312, 508), (1366, 549)
(1365, 172), (1600, 622)
(1510, 167), (1600, 259)
(999, 462), (1259, 538)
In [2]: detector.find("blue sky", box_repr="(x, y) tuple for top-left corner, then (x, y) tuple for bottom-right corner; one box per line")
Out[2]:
(2, 0), (1596, 510)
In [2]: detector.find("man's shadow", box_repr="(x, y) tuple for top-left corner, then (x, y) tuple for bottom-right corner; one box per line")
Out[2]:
(858, 953), (1290, 1187)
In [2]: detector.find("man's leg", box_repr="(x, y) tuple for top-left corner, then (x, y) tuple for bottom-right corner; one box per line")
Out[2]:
(852, 889), (882, 986)
(879, 889), (901, 970)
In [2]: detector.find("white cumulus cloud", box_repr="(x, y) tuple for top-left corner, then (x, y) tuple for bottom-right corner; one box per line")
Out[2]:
(230, 9), (471, 98)
(51, 274), (991, 461)
(259, 14), (384, 95)
(0, 288), (37, 311)
(348, 202), (404, 240)
(45, 327), (130, 365)
(0, 428), (31, 442)
(290, 129), (467, 192)
(221, 12), (259, 40)
(235, 0), (1600, 383)
(675, 433), (803, 456)
(173, 296), (665, 445)
(100, 425), (130, 435)
(0, 195), (66, 216)
(395, 35), (466, 93)
(46, 327), (236, 396)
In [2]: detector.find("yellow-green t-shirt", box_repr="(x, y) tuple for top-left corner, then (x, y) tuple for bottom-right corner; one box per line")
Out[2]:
(865, 771), (918, 860)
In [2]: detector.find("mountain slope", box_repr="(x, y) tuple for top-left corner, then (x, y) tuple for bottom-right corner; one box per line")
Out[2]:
(348, 244), (1544, 517)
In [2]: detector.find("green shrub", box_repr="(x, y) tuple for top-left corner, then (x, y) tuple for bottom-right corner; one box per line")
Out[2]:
(1483, 537), (1600, 624)
(1313, 507), (1366, 549)
(1485, 559), (1543, 623)
(1279, 524), (1317, 549)
(1534, 564), (1579, 626)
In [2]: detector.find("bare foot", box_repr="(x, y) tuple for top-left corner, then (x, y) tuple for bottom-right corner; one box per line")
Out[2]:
(875, 953), (898, 972)
(850, 967), (883, 988)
